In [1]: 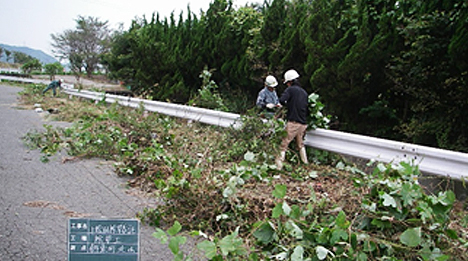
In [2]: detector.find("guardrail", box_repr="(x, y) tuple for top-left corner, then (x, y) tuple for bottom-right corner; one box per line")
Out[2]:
(0, 75), (45, 84)
(0, 75), (75, 89)
(63, 88), (243, 129)
(0, 68), (22, 73)
(2, 76), (467, 180)
(306, 129), (468, 180)
(60, 88), (468, 181)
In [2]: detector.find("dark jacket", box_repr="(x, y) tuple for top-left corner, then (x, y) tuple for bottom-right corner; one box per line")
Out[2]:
(279, 83), (308, 124)
(48, 80), (61, 88)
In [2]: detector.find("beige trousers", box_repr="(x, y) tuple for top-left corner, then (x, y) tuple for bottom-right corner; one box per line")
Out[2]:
(280, 121), (307, 152)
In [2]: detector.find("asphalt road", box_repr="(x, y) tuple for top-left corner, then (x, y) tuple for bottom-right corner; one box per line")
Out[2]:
(0, 84), (198, 260)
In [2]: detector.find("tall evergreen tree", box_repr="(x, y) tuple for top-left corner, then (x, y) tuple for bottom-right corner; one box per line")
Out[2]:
(259, 0), (287, 74)
(388, 0), (468, 151)
(102, 0), (468, 151)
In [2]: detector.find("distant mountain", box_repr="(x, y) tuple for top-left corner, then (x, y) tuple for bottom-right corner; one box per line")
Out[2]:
(0, 43), (58, 64)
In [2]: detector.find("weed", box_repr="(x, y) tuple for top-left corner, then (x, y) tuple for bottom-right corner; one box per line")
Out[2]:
(189, 67), (228, 111)
(18, 81), (468, 260)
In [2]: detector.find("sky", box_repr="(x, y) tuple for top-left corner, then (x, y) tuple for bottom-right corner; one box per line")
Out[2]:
(0, 0), (253, 57)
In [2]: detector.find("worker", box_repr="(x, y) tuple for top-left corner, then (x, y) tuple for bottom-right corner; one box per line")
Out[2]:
(276, 69), (309, 170)
(42, 79), (63, 96)
(256, 75), (282, 118)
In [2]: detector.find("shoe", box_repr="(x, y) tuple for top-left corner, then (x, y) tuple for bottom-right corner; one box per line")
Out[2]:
(276, 151), (285, 170)
(299, 147), (309, 164)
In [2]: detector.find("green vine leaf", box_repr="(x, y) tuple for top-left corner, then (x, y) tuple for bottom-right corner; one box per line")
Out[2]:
(316, 246), (333, 260)
(282, 202), (291, 216)
(167, 221), (182, 236)
(273, 184), (287, 199)
(291, 245), (304, 261)
(169, 236), (186, 255)
(381, 193), (397, 208)
(272, 203), (283, 218)
(330, 228), (348, 244)
(335, 211), (349, 229)
(152, 228), (168, 244)
(400, 182), (419, 206)
(244, 151), (256, 162)
(219, 227), (246, 256)
(286, 220), (303, 239)
(400, 227), (422, 247)
(197, 240), (217, 259)
(253, 222), (275, 244)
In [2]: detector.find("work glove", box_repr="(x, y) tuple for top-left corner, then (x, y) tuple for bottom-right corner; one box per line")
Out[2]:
(266, 103), (275, 109)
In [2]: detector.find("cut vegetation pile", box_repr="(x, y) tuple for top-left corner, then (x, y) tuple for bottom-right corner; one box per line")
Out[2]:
(16, 82), (468, 260)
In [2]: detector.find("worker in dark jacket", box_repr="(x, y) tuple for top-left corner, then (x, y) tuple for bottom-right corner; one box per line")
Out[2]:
(42, 79), (63, 96)
(276, 69), (309, 170)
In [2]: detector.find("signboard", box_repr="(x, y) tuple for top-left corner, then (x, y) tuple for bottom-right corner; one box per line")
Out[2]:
(68, 218), (140, 261)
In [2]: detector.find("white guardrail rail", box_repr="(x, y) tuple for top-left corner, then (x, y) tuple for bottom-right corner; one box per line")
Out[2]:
(2, 76), (467, 180)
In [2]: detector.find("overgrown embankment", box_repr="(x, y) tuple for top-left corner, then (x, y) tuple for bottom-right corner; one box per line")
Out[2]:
(18, 82), (468, 260)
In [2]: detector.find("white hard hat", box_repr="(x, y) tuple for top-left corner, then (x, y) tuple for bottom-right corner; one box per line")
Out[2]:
(59, 79), (64, 83)
(265, 75), (278, 87)
(283, 69), (300, 83)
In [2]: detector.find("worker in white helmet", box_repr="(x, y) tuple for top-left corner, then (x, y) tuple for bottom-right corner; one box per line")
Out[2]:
(275, 69), (309, 170)
(256, 75), (282, 118)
